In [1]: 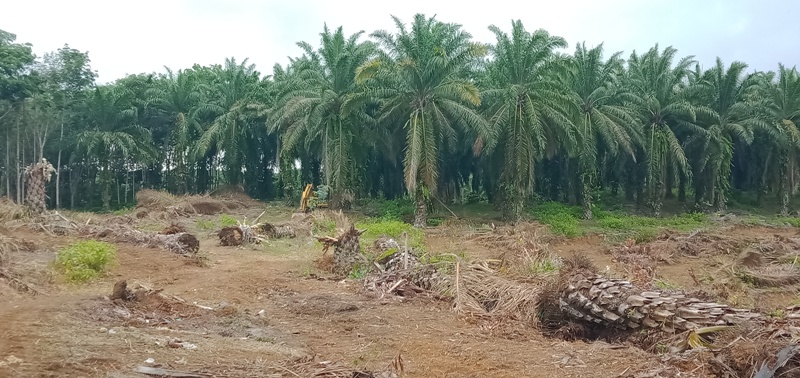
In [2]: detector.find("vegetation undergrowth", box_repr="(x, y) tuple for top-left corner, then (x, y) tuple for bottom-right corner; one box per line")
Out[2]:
(530, 200), (710, 241)
(55, 240), (117, 282)
(219, 214), (238, 227)
(355, 217), (425, 250)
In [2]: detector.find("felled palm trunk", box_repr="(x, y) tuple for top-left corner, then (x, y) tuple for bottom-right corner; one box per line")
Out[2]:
(24, 159), (55, 214)
(559, 269), (763, 333)
(317, 225), (365, 275)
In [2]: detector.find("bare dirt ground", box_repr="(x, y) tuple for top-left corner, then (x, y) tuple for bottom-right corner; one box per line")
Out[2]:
(2, 200), (800, 377)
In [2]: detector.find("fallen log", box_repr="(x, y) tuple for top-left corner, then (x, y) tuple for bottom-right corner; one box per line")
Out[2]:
(557, 267), (764, 333)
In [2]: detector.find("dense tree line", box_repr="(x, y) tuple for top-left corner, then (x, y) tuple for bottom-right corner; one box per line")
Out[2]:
(2, 15), (799, 226)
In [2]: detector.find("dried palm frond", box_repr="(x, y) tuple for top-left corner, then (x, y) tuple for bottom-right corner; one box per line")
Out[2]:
(450, 261), (542, 325)
(738, 264), (800, 288)
(665, 325), (732, 352)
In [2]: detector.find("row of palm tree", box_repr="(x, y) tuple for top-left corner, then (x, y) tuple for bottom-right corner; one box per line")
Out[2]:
(2, 15), (800, 226)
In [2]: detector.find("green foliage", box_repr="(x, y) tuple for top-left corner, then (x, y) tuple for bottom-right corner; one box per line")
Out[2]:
(312, 218), (336, 235)
(654, 279), (679, 290)
(111, 206), (134, 216)
(195, 219), (215, 231)
(4, 17), (800, 220)
(55, 240), (116, 282)
(591, 208), (708, 242)
(360, 198), (415, 221)
(348, 264), (370, 280)
(531, 202), (582, 237)
(355, 218), (425, 249)
(219, 214), (238, 227)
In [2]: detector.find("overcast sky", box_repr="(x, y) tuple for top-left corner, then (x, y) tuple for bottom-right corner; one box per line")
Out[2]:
(2, 0), (798, 83)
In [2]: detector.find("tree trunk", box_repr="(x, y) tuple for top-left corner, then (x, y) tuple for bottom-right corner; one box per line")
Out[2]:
(558, 269), (763, 333)
(5, 122), (10, 199)
(413, 186), (427, 228)
(501, 184), (524, 223)
(16, 114), (21, 203)
(55, 119), (64, 209)
(678, 172), (686, 202)
(664, 174), (674, 199)
(581, 176), (592, 220)
(24, 159), (55, 214)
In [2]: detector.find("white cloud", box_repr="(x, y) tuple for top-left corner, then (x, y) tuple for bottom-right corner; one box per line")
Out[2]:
(1, 0), (796, 82)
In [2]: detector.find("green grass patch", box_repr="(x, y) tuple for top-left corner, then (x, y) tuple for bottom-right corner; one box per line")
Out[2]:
(590, 209), (708, 242)
(531, 202), (582, 237)
(348, 265), (370, 279)
(359, 198), (415, 221)
(312, 218), (337, 235)
(219, 214), (238, 227)
(55, 240), (117, 282)
(355, 218), (425, 251)
(195, 219), (215, 231)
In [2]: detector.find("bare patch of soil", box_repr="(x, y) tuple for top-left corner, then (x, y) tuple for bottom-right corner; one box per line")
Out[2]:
(4, 206), (800, 377)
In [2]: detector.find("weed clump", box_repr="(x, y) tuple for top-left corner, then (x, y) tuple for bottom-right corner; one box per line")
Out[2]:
(55, 240), (117, 282)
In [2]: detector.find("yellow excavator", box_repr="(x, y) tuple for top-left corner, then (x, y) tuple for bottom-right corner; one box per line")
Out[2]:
(299, 183), (330, 213)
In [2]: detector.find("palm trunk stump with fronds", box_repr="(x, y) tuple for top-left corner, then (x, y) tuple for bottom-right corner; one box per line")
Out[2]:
(557, 268), (764, 333)
(317, 224), (366, 275)
(24, 158), (56, 214)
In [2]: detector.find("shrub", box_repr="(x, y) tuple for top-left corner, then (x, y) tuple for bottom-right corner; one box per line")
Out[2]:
(56, 240), (117, 282)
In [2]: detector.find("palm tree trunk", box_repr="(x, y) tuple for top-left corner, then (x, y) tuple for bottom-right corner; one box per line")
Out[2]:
(581, 176), (592, 220)
(678, 172), (686, 202)
(558, 269), (762, 332)
(5, 123), (10, 199)
(413, 185), (427, 228)
(501, 183), (524, 223)
(55, 118), (64, 209)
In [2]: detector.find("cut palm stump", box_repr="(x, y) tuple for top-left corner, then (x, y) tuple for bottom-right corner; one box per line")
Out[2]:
(217, 210), (297, 246)
(317, 225), (366, 275)
(24, 158), (56, 214)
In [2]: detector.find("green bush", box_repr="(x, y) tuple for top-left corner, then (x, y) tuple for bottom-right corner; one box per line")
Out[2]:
(56, 240), (117, 282)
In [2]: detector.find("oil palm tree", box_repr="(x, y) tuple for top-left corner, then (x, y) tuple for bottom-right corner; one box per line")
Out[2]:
(146, 67), (207, 193)
(356, 14), (491, 227)
(480, 20), (577, 221)
(761, 64), (800, 215)
(625, 45), (702, 216)
(76, 86), (155, 209)
(567, 42), (642, 219)
(684, 59), (766, 210)
(271, 25), (376, 207)
(194, 58), (265, 186)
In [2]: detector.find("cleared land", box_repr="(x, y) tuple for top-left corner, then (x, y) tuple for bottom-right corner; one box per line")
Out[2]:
(2, 193), (800, 377)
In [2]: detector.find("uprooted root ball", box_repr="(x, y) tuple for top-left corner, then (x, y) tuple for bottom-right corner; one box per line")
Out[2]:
(178, 233), (200, 254)
(218, 226), (244, 246)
